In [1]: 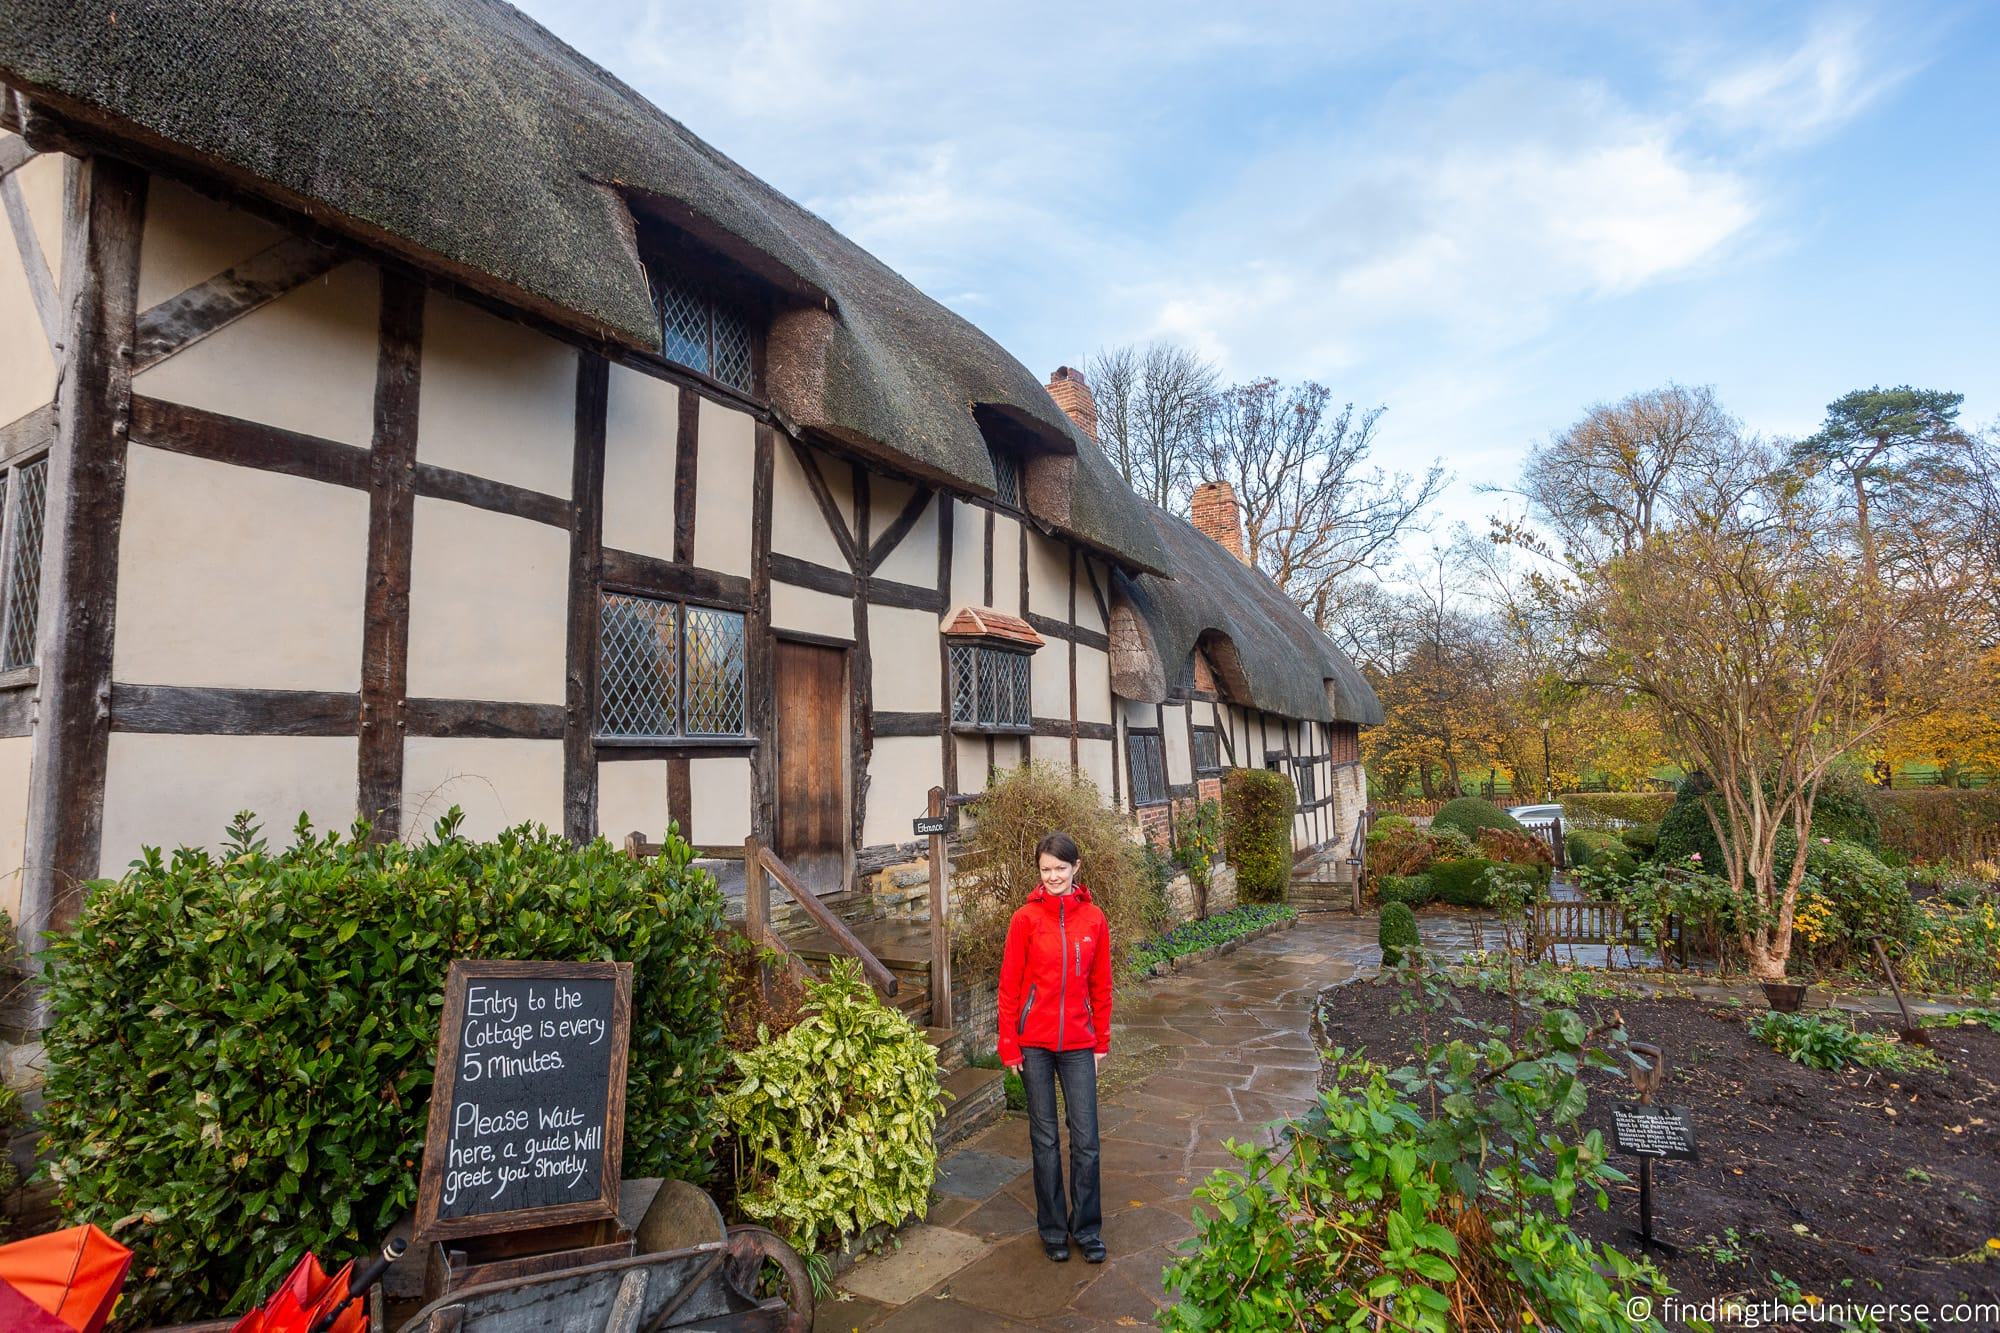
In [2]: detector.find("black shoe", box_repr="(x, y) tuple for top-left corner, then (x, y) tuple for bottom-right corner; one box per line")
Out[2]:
(1079, 1238), (1107, 1264)
(1043, 1242), (1071, 1263)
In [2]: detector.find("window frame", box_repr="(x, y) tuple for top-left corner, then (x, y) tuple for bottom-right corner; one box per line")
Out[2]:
(948, 640), (1033, 735)
(987, 442), (1021, 510)
(1191, 725), (1223, 776)
(1127, 728), (1169, 808)
(1294, 759), (1317, 805)
(594, 589), (749, 743)
(0, 449), (50, 682)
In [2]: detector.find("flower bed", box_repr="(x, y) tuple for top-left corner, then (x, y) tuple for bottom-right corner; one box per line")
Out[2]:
(1131, 903), (1297, 976)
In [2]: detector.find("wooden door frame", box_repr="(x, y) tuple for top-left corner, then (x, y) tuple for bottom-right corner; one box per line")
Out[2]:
(771, 629), (855, 896)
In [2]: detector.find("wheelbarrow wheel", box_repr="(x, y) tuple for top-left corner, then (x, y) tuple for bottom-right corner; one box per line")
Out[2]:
(722, 1224), (815, 1327)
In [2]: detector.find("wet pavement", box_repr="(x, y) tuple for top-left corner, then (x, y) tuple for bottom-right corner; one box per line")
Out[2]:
(815, 913), (1385, 1331)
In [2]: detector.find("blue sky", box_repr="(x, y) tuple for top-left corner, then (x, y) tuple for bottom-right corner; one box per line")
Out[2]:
(516, 1), (2000, 532)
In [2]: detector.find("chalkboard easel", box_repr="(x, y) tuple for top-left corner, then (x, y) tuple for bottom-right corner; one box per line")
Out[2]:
(413, 959), (635, 1297)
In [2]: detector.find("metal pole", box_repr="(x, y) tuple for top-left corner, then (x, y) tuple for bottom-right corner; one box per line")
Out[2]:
(926, 787), (954, 1030)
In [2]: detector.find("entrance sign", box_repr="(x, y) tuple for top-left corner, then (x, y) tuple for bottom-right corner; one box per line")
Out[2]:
(415, 960), (633, 1242)
(912, 814), (951, 837)
(1611, 1104), (1698, 1161)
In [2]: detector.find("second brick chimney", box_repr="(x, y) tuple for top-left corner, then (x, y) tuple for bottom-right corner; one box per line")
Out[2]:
(1191, 481), (1248, 563)
(1045, 366), (1098, 443)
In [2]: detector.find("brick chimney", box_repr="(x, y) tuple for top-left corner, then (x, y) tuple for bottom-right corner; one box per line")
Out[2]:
(1045, 366), (1098, 442)
(1191, 481), (1248, 563)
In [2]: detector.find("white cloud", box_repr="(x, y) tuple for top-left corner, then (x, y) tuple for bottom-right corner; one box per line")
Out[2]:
(1697, 12), (1916, 148)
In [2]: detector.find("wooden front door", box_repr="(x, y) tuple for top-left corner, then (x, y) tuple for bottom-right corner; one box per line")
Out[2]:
(773, 638), (848, 894)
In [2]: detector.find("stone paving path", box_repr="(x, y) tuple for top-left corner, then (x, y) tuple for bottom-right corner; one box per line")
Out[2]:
(815, 914), (1383, 1331)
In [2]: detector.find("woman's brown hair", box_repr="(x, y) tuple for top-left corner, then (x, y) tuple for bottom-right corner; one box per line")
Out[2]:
(1035, 831), (1082, 865)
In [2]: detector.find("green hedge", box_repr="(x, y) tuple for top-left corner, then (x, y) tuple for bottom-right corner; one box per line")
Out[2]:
(1375, 874), (1435, 909)
(40, 813), (730, 1325)
(1565, 829), (1637, 877)
(1223, 769), (1297, 904)
(1430, 797), (1527, 841)
(1425, 857), (1538, 907)
(1557, 792), (1673, 829)
(1867, 790), (2000, 863)
(1378, 902), (1420, 967)
(1619, 822), (1660, 860)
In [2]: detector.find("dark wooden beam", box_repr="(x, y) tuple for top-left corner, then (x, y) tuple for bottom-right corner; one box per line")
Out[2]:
(110, 683), (359, 736)
(667, 758), (692, 841)
(412, 463), (568, 529)
(600, 547), (753, 609)
(0, 687), (33, 738)
(864, 486), (931, 574)
(982, 507), (995, 605)
(22, 156), (146, 935)
(0, 403), (56, 468)
(1025, 611), (1109, 653)
(1032, 717), (1114, 742)
(936, 496), (956, 794)
(867, 579), (943, 613)
(749, 423), (776, 840)
(564, 355), (609, 844)
(1, 171), (60, 353)
(770, 552), (851, 599)
(130, 395), (370, 487)
(872, 710), (944, 738)
(356, 273), (424, 838)
(672, 384), (699, 565)
(1067, 545), (1078, 773)
(1084, 558), (1111, 628)
(406, 697), (565, 740)
(850, 463), (872, 856)
(788, 438), (859, 570)
(133, 236), (343, 370)
(0, 137), (32, 181)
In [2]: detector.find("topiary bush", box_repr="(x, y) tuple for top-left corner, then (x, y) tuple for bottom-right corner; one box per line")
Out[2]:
(954, 761), (1157, 984)
(1566, 829), (1637, 877)
(1619, 822), (1660, 860)
(721, 959), (942, 1252)
(1374, 874), (1435, 910)
(1430, 797), (1528, 842)
(40, 812), (729, 1325)
(1222, 768), (1297, 904)
(1377, 902), (1420, 967)
(1656, 773), (1724, 870)
(1426, 857), (1537, 908)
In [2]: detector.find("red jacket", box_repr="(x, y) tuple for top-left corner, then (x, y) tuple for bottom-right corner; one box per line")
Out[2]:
(996, 884), (1112, 1067)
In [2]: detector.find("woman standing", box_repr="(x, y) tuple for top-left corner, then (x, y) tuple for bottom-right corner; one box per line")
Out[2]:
(996, 832), (1112, 1264)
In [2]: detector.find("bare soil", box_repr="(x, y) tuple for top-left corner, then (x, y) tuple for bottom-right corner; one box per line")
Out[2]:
(1316, 979), (2000, 1319)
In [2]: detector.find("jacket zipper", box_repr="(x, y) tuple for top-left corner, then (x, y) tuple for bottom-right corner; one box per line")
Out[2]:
(1018, 985), (1036, 1035)
(1057, 896), (1068, 1052)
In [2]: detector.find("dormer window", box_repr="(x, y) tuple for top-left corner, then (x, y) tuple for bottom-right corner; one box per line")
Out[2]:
(942, 605), (1043, 734)
(989, 444), (1021, 509)
(654, 271), (754, 393)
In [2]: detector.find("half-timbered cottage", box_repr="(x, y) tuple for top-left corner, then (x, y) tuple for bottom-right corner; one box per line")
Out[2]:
(0, 0), (1380, 950)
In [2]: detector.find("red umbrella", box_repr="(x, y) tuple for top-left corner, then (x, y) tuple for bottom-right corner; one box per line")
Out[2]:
(0, 1224), (133, 1333)
(229, 1252), (364, 1333)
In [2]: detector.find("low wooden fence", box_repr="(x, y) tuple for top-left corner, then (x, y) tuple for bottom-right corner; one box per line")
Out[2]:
(1528, 899), (1682, 965)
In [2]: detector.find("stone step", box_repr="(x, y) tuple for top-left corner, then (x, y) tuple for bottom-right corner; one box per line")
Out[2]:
(918, 1023), (967, 1076)
(936, 1065), (1007, 1150)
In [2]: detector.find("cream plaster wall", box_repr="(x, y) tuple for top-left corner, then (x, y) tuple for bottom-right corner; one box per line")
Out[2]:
(691, 399), (754, 578)
(136, 261), (380, 449)
(602, 366), (679, 561)
(417, 296), (575, 498)
(100, 734), (359, 878)
(771, 583), (853, 641)
(407, 498), (568, 704)
(1118, 697), (1157, 731)
(862, 736), (940, 849)
(1030, 643), (1067, 721)
(688, 756), (751, 845)
(769, 439), (848, 570)
(0, 172), (56, 427)
(0, 736), (32, 925)
(1162, 703), (1192, 783)
(114, 444), (370, 690)
(948, 500), (983, 611)
(1024, 530), (1069, 619)
(14, 152), (64, 288)
(598, 760), (668, 845)
(871, 490), (936, 589)
(137, 175), (286, 310)
(1074, 560), (1107, 634)
(1078, 737), (1114, 801)
(402, 737), (562, 841)
(868, 605), (939, 711)
(955, 736), (989, 795)
(1028, 734), (1069, 770)
(1075, 646), (1112, 726)
(990, 514), (1022, 615)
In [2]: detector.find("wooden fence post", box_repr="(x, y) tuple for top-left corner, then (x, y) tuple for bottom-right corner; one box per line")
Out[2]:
(927, 787), (954, 1031)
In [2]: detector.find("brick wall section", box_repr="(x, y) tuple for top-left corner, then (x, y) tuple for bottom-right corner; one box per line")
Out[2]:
(1137, 803), (1172, 853)
(1190, 481), (1247, 562)
(1192, 652), (1218, 693)
(1045, 366), (1098, 443)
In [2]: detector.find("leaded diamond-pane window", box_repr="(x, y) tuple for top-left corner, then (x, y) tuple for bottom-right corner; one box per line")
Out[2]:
(949, 643), (1031, 731)
(1127, 731), (1167, 807)
(652, 272), (754, 394)
(2, 458), (47, 671)
(1192, 727), (1222, 774)
(597, 593), (747, 740)
(989, 445), (1020, 509)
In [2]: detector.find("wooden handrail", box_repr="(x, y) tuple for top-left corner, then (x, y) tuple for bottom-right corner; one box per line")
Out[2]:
(747, 837), (899, 998)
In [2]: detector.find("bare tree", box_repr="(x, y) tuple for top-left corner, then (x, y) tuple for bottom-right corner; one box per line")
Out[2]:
(1518, 384), (1749, 563)
(1198, 378), (1446, 633)
(1086, 343), (1218, 509)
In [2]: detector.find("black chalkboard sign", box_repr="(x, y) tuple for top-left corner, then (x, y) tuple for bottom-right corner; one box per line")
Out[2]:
(1611, 1104), (1698, 1161)
(414, 960), (633, 1242)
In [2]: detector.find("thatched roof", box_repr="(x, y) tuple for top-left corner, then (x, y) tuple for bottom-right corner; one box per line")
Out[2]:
(1114, 512), (1384, 726)
(0, 0), (1169, 573)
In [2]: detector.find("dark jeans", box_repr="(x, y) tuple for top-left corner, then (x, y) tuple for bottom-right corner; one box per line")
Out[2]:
(1019, 1046), (1101, 1245)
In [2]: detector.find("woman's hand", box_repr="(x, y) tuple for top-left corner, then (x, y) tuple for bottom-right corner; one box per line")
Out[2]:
(1094, 1052), (1105, 1070)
